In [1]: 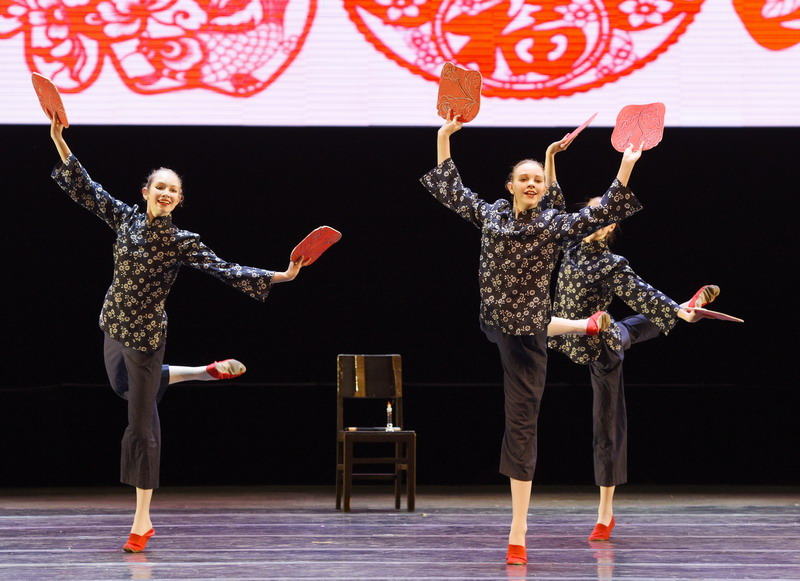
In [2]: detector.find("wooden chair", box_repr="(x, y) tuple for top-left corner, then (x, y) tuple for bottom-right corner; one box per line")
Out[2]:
(335, 354), (416, 512)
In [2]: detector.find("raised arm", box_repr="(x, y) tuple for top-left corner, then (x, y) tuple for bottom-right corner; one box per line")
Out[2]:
(50, 115), (72, 162)
(437, 113), (463, 165)
(615, 142), (643, 187)
(544, 133), (571, 185)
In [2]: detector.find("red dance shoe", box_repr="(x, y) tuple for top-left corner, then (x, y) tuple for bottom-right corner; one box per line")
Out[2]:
(506, 544), (527, 565)
(122, 528), (155, 553)
(588, 517), (615, 541)
(586, 311), (611, 336)
(206, 359), (246, 380)
(688, 285), (720, 308)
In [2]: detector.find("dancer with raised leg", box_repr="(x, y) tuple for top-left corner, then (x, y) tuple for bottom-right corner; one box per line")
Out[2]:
(49, 116), (307, 552)
(549, 193), (719, 541)
(419, 114), (645, 565)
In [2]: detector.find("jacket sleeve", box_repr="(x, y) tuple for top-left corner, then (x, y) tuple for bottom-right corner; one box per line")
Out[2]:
(419, 158), (494, 229)
(179, 234), (275, 302)
(551, 179), (643, 241)
(51, 154), (136, 232)
(610, 260), (681, 334)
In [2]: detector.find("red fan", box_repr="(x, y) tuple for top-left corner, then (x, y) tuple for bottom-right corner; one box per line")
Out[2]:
(291, 226), (342, 266)
(436, 62), (482, 123)
(611, 103), (665, 152)
(564, 112), (598, 143)
(31, 72), (69, 127)
(689, 307), (744, 323)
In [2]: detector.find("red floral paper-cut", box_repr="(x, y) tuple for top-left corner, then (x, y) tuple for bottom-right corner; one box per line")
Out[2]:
(436, 62), (482, 122)
(733, 0), (800, 50)
(291, 226), (342, 266)
(31, 72), (69, 127)
(343, 0), (704, 99)
(611, 103), (666, 152)
(3, 0), (316, 97)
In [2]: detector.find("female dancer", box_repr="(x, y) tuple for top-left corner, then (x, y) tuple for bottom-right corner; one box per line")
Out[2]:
(49, 116), (306, 552)
(420, 114), (644, 565)
(548, 191), (718, 541)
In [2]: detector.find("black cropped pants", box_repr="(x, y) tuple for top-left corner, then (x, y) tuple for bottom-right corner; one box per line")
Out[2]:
(103, 334), (170, 490)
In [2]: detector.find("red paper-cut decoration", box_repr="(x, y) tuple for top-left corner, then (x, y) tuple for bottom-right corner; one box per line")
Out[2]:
(733, 0), (800, 50)
(291, 226), (342, 266)
(343, 0), (704, 99)
(436, 62), (482, 122)
(564, 112), (598, 142)
(611, 103), (666, 152)
(31, 73), (69, 127)
(7, 0), (315, 97)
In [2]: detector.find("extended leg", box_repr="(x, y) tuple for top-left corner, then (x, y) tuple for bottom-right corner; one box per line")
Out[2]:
(167, 359), (247, 384)
(548, 312), (611, 337)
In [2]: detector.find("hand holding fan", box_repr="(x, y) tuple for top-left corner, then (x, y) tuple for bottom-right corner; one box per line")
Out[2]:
(291, 226), (342, 266)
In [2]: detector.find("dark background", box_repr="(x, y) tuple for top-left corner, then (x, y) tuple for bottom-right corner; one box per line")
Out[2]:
(1, 123), (796, 488)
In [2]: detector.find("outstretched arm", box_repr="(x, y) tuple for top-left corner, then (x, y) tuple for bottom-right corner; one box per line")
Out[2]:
(437, 113), (462, 165)
(615, 142), (643, 187)
(50, 115), (72, 162)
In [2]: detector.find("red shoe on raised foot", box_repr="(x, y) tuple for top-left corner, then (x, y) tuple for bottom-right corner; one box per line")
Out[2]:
(506, 544), (527, 565)
(206, 359), (246, 380)
(588, 517), (615, 541)
(688, 285), (720, 309)
(122, 528), (155, 553)
(586, 311), (611, 336)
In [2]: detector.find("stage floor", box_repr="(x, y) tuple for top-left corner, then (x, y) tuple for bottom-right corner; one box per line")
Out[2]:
(1, 485), (798, 580)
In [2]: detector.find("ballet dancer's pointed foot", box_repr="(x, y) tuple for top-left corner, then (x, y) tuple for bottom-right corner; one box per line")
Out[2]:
(205, 359), (246, 380)
(588, 517), (615, 541)
(687, 285), (720, 309)
(122, 528), (155, 553)
(586, 311), (611, 336)
(506, 544), (527, 565)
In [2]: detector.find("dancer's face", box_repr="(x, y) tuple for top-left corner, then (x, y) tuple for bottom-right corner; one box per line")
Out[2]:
(507, 162), (546, 213)
(582, 196), (616, 242)
(143, 170), (183, 220)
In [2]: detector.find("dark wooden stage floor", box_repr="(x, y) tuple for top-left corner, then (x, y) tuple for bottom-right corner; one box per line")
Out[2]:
(1, 485), (798, 580)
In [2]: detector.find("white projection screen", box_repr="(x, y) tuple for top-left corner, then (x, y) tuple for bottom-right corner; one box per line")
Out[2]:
(2, 0), (799, 126)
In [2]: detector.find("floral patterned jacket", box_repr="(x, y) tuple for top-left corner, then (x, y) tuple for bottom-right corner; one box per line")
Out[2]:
(548, 238), (681, 364)
(53, 155), (274, 353)
(420, 158), (642, 335)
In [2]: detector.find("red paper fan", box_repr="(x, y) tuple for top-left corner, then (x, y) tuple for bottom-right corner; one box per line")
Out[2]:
(564, 112), (598, 143)
(31, 73), (69, 127)
(611, 103), (666, 152)
(291, 226), (342, 266)
(436, 62), (482, 123)
(689, 307), (744, 323)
